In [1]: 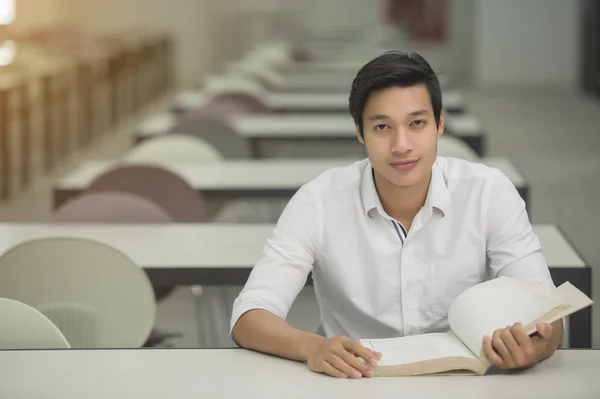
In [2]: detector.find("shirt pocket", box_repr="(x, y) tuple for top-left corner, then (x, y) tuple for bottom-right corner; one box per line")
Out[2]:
(429, 263), (487, 318)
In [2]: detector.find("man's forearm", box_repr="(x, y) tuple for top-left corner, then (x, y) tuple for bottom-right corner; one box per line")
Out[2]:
(232, 309), (324, 362)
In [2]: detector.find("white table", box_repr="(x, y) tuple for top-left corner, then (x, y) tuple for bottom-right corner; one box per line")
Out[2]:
(0, 223), (270, 282)
(53, 158), (528, 208)
(0, 349), (598, 398)
(173, 90), (466, 114)
(278, 66), (452, 93)
(136, 113), (486, 156)
(271, 91), (465, 114)
(0, 223), (589, 347)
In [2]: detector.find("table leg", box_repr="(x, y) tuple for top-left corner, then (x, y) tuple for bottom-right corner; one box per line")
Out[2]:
(549, 267), (592, 348)
(41, 75), (55, 171)
(19, 83), (31, 188)
(0, 89), (8, 200)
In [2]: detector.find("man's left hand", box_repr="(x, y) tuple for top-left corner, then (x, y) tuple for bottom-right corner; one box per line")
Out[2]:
(482, 322), (553, 370)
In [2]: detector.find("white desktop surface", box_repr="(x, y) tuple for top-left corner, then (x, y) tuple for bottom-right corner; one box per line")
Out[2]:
(173, 90), (465, 112)
(55, 159), (359, 191)
(267, 91), (464, 110)
(138, 113), (482, 140)
(0, 223), (585, 269)
(55, 158), (526, 192)
(0, 223), (272, 269)
(0, 349), (597, 399)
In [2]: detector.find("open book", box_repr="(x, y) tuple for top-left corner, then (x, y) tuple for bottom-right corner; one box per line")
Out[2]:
(360, 277), (593, 376)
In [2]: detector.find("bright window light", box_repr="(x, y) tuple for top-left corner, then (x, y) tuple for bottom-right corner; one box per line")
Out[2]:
(0, 40), (16, 66)
(0, 0), (15, 25)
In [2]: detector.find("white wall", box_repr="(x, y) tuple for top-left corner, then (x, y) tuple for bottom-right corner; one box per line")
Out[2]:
(411, 0), (477, 85)
(11, 0), (64, 32)
(473, 0), (581, 90)
(60, 0), (214, 89)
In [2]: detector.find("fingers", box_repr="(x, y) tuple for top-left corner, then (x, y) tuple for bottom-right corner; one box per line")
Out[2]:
(328, 355), (365, 379)
(345, 339), (381, 365)
(483, 335), (506, 369)
(501, 325), (522, 357)
(486, 323), (546, 370)
(321, 361), (348, 379)
(536, 323), (553, 340)
(307, 337), (379, 379)
(492, 328), (513, 366)
(337, 349), (375, 378)
(511, 323), (532, 347)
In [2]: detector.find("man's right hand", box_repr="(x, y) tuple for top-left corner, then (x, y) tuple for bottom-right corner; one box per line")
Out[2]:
(305, 336), (382, 379)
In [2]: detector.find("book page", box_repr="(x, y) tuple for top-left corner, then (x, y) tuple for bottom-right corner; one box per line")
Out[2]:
(447, 277), (560, 360)
(360, 332), (478, 366)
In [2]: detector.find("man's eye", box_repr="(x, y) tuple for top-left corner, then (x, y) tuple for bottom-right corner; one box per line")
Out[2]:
(375, 124), (389, 130)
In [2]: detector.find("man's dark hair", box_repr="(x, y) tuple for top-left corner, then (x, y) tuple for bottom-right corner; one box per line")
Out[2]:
(349, 51), (442, 138)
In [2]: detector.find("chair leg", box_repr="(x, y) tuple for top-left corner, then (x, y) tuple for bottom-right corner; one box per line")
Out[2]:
(191, 285), (236, 348)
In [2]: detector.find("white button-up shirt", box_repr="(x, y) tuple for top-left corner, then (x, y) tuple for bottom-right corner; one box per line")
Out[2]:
(231, 157), (555, 340)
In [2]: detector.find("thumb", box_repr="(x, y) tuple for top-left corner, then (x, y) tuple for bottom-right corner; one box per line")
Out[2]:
(536, 323), (553, 340)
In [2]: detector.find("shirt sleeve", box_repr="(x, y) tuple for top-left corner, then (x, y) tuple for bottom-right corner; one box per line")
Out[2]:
(230, 184), (322, 333)
(485, 169), (556, 291)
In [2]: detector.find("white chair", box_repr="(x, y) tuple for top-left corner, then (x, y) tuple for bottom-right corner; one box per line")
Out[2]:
(202, 74), (268, 101)
(137, 113), (178, 139)
(125, 134), (223, 164)
(245, 44), (293, 70)
(173, 90), (208, 111)
(0, 297), (70, 349)
(0, 237), (156, 348)
(438, 135), (480, 161)
(226, 59), (284, 88)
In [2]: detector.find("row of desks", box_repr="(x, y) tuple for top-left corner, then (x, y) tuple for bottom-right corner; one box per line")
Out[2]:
(137, 112), (486, 156)
(53, 158), (527, 208)
(174, 90), (468, 114)
(0, 222), (590, 348)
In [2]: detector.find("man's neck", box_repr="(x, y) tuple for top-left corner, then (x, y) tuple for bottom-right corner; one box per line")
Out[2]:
(374, 170), (431, 229)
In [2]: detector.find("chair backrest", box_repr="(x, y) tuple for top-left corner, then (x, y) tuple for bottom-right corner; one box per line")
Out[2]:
(126, 133), (223, 164)
(0, 297), (71, 349)
(192, 94), (270, 116)
(173, 116), (252, 159)
(438, 135), (480, 161)
(247, 42), (293, 69)
(226, 61), (283, 89)
(51, 191), (173, 224)
(203, 74), (267, 101)
(86, 164), (206, 223)
(38, 302), (97, 349)
(0, 237), (156, 348)
(137, 113), (178, 138)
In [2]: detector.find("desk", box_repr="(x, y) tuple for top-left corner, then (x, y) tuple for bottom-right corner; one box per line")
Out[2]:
(278, 66), (451, 93)
(172, 90), (466, 114)
(0, 223), (589, 347)
(53, 158), (528, 209)
(277, 71), (358, 92)
(268, 91), (465, 114)
(0, 349), (597, 398)
(136, 113), (486, 156)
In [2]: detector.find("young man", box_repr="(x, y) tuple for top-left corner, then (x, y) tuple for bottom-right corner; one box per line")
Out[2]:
(230, 52), (562, 378)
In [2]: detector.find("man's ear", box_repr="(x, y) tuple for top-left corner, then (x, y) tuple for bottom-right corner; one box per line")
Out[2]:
(437, 110), (445, 137)
(356, 125), (365, 144)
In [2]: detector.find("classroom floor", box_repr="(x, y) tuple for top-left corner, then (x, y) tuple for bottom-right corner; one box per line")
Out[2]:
(1, 87), (598, 349)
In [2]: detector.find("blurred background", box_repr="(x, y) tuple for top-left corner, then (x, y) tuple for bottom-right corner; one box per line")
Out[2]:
(0, 0), (598, 351)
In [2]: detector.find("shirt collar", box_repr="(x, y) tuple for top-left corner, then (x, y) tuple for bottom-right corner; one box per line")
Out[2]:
(360, 158), (450, 219)
(360, 162), (382, 218)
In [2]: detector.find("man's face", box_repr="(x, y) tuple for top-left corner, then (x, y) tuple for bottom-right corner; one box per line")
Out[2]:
(356, 84), (444, 190)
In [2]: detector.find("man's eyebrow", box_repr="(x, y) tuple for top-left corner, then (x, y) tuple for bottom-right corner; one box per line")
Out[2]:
(367, 114), (389, 121)
(409, 109), (429, 116)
